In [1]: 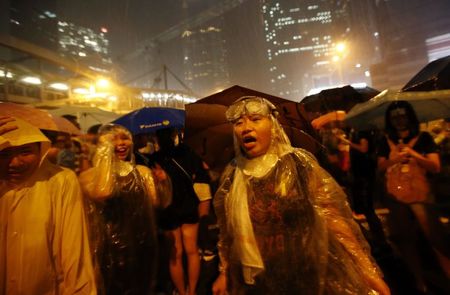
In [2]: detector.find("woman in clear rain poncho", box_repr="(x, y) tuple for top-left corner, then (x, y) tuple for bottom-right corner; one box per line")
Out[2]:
(79, 124), (171, 295)
(212, 97), (390, 295)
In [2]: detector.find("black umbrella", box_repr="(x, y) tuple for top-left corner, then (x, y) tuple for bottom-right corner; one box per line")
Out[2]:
(301, 85), (380, 115)
(402, 55), (450, 91)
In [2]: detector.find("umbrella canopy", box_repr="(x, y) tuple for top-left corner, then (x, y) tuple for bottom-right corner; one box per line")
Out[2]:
(0, 102), (58, 131)
(301, 85), (380, 115)
(112, 107), (185, 135)
(45, 105), (120, 132)
(402, 55), (450, 91)
(345, 89), (450, 130)
(184, 85), (321, 171)
(51, 115), (82, 135)
(198, 85), (290, 105)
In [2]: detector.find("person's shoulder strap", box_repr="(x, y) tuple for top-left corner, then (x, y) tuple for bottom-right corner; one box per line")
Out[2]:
(171, 157), (193, 182)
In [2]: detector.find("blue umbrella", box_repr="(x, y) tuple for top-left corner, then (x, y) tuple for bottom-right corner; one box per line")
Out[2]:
(112, 107), (185, 134)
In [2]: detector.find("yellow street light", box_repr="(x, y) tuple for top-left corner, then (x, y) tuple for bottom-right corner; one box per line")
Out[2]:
(96, 78), (110, 89)
(336, 42), (346, 53)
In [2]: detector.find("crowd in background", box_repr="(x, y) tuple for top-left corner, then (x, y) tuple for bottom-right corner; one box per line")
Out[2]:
(0, 98), (449, 295)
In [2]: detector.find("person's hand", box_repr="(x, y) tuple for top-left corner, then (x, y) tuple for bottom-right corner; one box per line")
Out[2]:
(212, 273), (227, 295)
(390, 149), (410, 164)
(0, 116), (17, 135)
(399, 146), (420, 160)
(152, 163), (168, 181)
(338, 135), (350, 145)
(98, 133), (115, 145)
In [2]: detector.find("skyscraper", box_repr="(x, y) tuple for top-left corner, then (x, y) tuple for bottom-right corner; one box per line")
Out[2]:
(261, 0), (378, 100)
(182, 19), (230, 96)
(58, 21), (113, 74)
(262, 0), (346, 100)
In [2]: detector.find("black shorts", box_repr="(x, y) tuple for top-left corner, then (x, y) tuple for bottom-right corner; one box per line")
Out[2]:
(157, 202), (199, 230)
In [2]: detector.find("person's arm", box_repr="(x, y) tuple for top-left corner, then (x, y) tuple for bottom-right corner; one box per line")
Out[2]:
(57, 171), (97, 295)
(195, 182), (212, 218)
(402, 148), (440, 173)
(78, 137), (115, 200)
(341, 136), (369, 153)
(379, 133), (440, 173)
(212, 165), (234, 295)
(137, 164), (170, 208)
(193, 159), (213, 217)
(377, 136), (406, 172)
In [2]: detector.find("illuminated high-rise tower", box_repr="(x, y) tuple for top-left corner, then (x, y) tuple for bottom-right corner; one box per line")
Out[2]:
(261, 0), (362, 99)
(181, 0), (230, 96)
(57, 21), (113, 74)
(182, 19), (230, 96)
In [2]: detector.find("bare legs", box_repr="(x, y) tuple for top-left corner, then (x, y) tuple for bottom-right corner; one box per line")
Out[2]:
(166, 223), (200, 295)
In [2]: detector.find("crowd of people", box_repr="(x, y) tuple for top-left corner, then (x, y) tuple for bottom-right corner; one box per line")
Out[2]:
(0, 96), (449, 295)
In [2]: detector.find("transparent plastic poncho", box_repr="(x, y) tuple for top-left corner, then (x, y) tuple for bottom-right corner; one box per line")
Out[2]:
(214, 97), (383, 294)
(79, 124), (165, 295)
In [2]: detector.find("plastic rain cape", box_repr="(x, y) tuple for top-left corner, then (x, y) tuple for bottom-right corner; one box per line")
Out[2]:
(79, 124), (159, 295)
(214, 100), (382, 294)
(0, 118), (96, 295)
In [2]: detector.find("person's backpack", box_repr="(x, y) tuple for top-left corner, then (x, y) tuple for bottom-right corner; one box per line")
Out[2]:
(385, 135), (430, 203)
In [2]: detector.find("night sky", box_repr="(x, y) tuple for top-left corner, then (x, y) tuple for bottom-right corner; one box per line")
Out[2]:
(58, 0), (210, 61)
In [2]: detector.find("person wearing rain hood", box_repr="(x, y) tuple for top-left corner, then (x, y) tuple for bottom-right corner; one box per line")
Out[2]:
(79, 124), (171, 295)
(0, 117), (96, 294)
(211, 97), (390, 295)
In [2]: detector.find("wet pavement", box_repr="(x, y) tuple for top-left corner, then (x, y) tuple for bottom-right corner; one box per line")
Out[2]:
(358, 207), (450, 295)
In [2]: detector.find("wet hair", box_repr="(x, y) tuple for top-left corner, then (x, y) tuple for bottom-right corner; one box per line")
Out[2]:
(384, 101), (419, 141)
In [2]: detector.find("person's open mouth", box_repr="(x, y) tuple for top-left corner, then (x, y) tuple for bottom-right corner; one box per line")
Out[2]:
(242, 136), (257, 149)
(116, 146), (129, 158)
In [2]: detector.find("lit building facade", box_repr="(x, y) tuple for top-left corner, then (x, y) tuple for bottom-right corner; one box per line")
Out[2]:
(261, 0), (377, 99)
(58, 21), (113, 74)
(182, 18), (230, 96)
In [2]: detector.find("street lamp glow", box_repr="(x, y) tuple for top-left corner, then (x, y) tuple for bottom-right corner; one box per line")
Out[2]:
(96, 78), (110, 88)
(73, 87), (89, 95)
(336, 42), (346, 53)
(49, 82), (69, 91)
(332, 55), (340, 62)
(21, 76), (42, 85)
(0, 70), (13, 78)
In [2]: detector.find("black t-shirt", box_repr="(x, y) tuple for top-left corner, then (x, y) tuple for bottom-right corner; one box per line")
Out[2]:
(350, 130), (376, 176)
(149, 144), (211, 229)
(377, 132), (438, 159)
